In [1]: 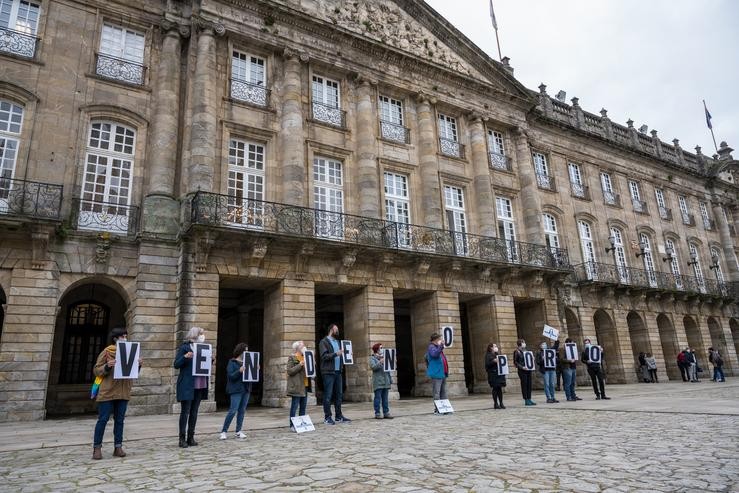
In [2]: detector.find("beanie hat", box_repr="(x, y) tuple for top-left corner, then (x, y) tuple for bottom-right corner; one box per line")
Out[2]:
(372, 343), (382, 353)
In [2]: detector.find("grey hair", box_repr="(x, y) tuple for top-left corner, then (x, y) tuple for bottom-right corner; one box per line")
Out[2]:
(292, 341), (303, 352)
(186, 326), (203, 342)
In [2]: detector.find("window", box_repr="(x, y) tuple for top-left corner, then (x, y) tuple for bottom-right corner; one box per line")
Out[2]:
(628, 180), (645, 213)
(438, 114), (457, 142)
(610, 227), (629, 283)
(79, 121), (135, 233)
(579, 220), (597, 279)
(688, 243), (705, 291)
(710, 247), (725, 284)
(0, 99), (22, 203)
(640, 233), (657, 287)
(487, 130), (508, 171)
(543, 213), (559, 249)
(678, 195), (692, 225)
(58, 302), (109, 384)
(699, 201), (712, 230)
(384, 172), (411, 248)
(379, 96), (408, 143)
(444, 185), (467, 255)
(230, 51), (268, 106)
(664, 238), (682, 289)
(497, 197), (516, 261)
(227, 139), (265, 228)
(311, 75), (343, 127)
(313, 157), (343, 238)
(568, 162), (586, 198)
(655, 188), (670, 220)
(96, 24), (146, 84)
(600, 172), (617, 205)
(533, 152), (552, 189)
(0, 1), (40, 58)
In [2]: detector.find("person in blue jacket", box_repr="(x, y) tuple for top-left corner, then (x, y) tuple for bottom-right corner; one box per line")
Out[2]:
(174, 326), (210, 448)
(426, 333), (450, 415)
(219, 342), (252, 440)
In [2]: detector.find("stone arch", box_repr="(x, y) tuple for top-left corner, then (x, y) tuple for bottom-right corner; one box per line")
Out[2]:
(627, 311), (651, 382)
(46, 281), (129, 416)
(592, 309), (625, 383)
(683, 315), (706, 365)
(707, 316), (731, 374)
(657, 313), (680, 380)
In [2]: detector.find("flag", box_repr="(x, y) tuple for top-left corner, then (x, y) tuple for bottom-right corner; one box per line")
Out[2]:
(703, 100), (712, 130)
(489, 0), (498, 30)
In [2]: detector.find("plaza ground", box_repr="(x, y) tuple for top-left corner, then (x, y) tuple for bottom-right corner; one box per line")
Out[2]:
(1, 380), (737, 492)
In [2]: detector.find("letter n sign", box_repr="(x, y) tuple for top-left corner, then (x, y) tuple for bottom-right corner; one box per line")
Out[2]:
(383, 348), (396, 372)
(242, 351), (260, 382)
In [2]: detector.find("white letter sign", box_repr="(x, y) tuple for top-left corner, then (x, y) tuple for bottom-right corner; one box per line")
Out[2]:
(564, 343), (578, 361)
(587, 345), (602, 364)
(242, 351), (260, 382)
(497, 354), (509, 375)
(434, 399), (454, 414)
(383, 348), (396, 372)
(543, 348), (557, 369)
(341, 340), (353, 365)
(523, 351), (536, 371)
(542, 324), (559, 340)
(290, 415), (315, 433)
(192, 343), (212, 377)
(303, 349), (316, 378)
(114, 341), (140, 379)
(442, 326), (454, 347)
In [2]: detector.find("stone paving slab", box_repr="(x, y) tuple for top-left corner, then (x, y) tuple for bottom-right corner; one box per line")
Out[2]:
(1, 381), (737, 492)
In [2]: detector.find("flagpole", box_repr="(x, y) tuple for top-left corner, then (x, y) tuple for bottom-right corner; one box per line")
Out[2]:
(489, 0), (502, 61)
(494, 26), (502, 62)
(703, 99), (719, 153)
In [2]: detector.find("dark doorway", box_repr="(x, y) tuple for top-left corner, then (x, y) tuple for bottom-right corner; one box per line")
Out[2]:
(458, 302), (474, 394)
(314, 294), (345, 397)
(393, 299), (415, 398)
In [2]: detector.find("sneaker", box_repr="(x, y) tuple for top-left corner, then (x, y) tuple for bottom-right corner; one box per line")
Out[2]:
(553, 399), (560, 403)
(219, 432), (227, 440)
(575, 396), (583, 401)
(602, 396), (611, 400)
(234, 431), (247, 439)
(375, 414), (382, 419)
(383, 414), (394, 419)
(499, 405), (506, 409)
(324, 417), (336, 425)
(335, 416), (352, 423)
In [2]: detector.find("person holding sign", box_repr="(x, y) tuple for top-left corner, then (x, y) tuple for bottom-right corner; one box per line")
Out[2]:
(484, 343), (507, 409)
(319, 324), (351, 425)
(91, 327), (140, 460)
(581, 338), (610, 400)
(174, 327), (211, 448)
(513, 339), (536, 406)
(561, 338), (582, 402)
(219, 343), (252, 440)
(536, 340), (560, 403)
(369, 343), (394, 419)
(426, 333), (450, 415)
(286, 341), (310, 429)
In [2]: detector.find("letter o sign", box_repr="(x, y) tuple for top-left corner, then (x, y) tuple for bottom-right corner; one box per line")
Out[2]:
(442, 326), (454, 347)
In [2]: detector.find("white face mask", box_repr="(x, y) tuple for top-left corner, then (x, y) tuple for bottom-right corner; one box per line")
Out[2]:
(520, 343), (526, 349)
(197, 334), (205, 343)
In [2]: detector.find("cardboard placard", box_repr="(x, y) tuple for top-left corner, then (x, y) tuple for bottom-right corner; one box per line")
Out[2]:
(434, 399), (454, 414)
(383, 348), (396, 372)
(113, 341), (140, 379)
(542, 324), (559, 340)
(192, 343), (212, 377)
(523, 350), (536, 371)
(303, 349), (316, 378)
(543, 348), (557, 369)
(497, 354), (509, 375)
(442, 326), (454, 347)
(587, 345), (602, 364)
(290, 415), (315, 433)
(242, 351), (260, 382)
(564, 342), (578, 361)
(341, 340), (354, 365)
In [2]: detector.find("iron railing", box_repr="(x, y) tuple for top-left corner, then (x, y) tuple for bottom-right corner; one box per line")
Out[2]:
(230, 78), (270, 107)
(0, 178), (63, 220)
(703, 217), (715, 231)
(536, 173), (556, 191)
(682, 212), (695, 226)
(190, 192), (571, 270)
(603, 191), (620, 207)
(439, 138), (465, 159)
(0, 26), (39, 58)
(488, 151), (511, 171)
(632, 198), (648, 214)
(658, 206), (672, 221)
(379, 121), (411, 144)
(95, 53), (146, 85)
(72, 198), (139, 235)
(571, 183), (590, 200)
(311, 102), (346, 129)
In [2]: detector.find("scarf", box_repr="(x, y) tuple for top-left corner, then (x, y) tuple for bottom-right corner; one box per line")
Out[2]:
(441, 351), (449, 376)
(90, 344), (116, 399)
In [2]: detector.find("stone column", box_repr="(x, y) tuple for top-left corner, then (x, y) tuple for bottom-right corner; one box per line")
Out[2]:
(355, 80), (380, 218)
(280, 51), (306, 206)
(142, 22), (187, 237)
(469, 116), (496, 236)
(187, 20), (223, 193)
(416, 95), (442, 229)
(513, 128), (544, 244)
(465, 296), (497, 393)
(711, 200), (739, 281)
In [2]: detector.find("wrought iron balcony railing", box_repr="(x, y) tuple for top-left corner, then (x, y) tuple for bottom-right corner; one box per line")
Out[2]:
(682, 212), (695, 226)
(95, 53), (146, 86)
(71, 198), (139, 235)
(571, 183), (590, 200)
(488, 151), (511, 171)
(439, 138), (465, 159)
(0, 26), (39, 59)
(230, 78), (270, 107)
(536, 173), (556, 192)
(379, 121), (411, 144)
(603, 191), (620, 207)
(703, 217), (715, 231)
(729, 224), (736, 237)
(311, 102), (346, 129)
(190, 192), (571, 270)
(632, 198), (648, 214)
(0, 178), (63, 220)
(658, 206), (672, 221)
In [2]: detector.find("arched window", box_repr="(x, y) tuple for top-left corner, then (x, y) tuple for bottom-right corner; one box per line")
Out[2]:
(0, 99), (23, 202)
(609, 227), (629, 283)
(543, 213), (559, 250)
(639, 233), (657, 287)
(59, 302), (110, 384)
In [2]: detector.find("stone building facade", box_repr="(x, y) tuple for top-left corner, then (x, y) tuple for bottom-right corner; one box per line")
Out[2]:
(1, 0), (738, 421)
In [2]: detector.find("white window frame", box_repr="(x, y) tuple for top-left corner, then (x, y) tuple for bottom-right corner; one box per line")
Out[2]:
(710, 247), (725, 284)
(311, 75), (340, 109)
(313, 156), (344, 239)
(568, 162), (585, 197)
(699, 201), (712, 229)
(688, 243), (705, 291)
(227, 139), (265, 229)
(379, 96), (403, 126)
(438, 114), (458, 142)
(533, 152), (552, 189)
(610, 227), (629, 283)
(231, 51), (266, 85)
(640, 233), (657, 287)
(496, 196), (517, 261)
(0, 0), (40, 35)
(487, 129), (505, 156)
(678, 195), (691, 224)
(99, 23), (145, 63)
(384, 171), (411, 248)
(543, 213), (559, 250)
(579, 220), (597, 279)
(0, 99), (23, 207)
(655, 188), (669, 219)
(444, 185), (467, 255)
(600, 172), (616, 205)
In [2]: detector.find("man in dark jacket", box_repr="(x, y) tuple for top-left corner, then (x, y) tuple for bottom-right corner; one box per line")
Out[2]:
(684, 347), (698, 382)
(319, 324), (351, 425)
(676, 351), (689, 382)
(581, 338), (610, 400)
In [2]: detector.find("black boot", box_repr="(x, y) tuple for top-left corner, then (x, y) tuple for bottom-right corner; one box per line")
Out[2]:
(186, 435), (198, 446)
(178, 435), (188, 448)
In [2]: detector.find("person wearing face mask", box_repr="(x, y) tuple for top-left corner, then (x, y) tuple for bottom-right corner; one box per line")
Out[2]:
(581, 338), (610, 400)
(174, 326), (210, 448)
(561, 338), (581, 402)
(484, 343), (506, 409)
(219, 342), (252, 440)
(513, 339), (535, 406)
(287, 340), (310, 429)
(319, 323), (351, 425)
(369, 343), (393, 419)
(537, 339), (560, 403)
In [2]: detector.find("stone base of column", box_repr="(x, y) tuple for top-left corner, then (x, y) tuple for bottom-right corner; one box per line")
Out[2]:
(169, 401), (217, 415)
(344, 389), (374, 402)
(141, 194), (180, 238)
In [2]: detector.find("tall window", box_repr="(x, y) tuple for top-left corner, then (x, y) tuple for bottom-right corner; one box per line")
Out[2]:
(227, 139), (265, 228)
(568, 162), (585, 198)
(0, 99), (22, 203)
(79, 121), (135, 233)
(543, 213), (559, 250)
(438, 114), (457, 142)
(58, 302), (109, 384)
(444, 185), (467, 255)
(97, 24), (146, 84)
(655, 188), (670, 220)
(313, 157), (343, 238)
(497, 196), (516, 261)
(699, 201), (712, 229)
(487, 129), (507, 170)
(628, 180), (644, 212)
(533, 152), (552, 189)
(678, 195), (691, 224)
(640, 233), (657, 287)
(579, 220), (597, 279)
(378, 96), (407, 143)
(311, 75), (342, 127)
(0, 0), (40, 57)
(610, 227), (629, 283)
(710, 247), (725, 284)
(688, 243), (705, 291)
(665, 239), (683, 289)
(384, 172), (411, 248)
(230, 51), (267, 106)
(600, 172), (617, 205)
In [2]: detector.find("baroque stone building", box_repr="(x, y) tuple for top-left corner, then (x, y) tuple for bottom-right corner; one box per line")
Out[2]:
(1, 0), (738, 421)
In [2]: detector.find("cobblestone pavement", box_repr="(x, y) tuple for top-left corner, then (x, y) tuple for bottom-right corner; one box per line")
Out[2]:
(1, 382), (737, 492)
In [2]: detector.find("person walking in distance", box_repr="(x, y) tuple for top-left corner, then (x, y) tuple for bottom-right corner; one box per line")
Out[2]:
(319, 324), (351, 424)
(426, 333), (450, 414)
(581, 338), (610, 400)
(513, 339), (536, 406)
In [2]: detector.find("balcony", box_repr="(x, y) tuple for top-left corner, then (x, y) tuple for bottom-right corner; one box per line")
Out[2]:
(570, 183), (590, 200)
(658, 206), (672, 221)
(729, 224), (736, 237)
(488, 151), (511, 171)
(632, 198), (648, 214)
(0, 26), (39, 59)
(703, 218), (715, 231)
(603, 191), (621, 207)
(311, 102), (346, 129)
(71, 198), (139, 235)
(0, 178), (63, 220)
(536, 173), (556, 192)
(439, 138), (465, 159)
(682, 212), (695, 226)
(189, 192), (571, 271)
(230, 78), (270, 107)
(379, 120), (411, 144)
(95, 53), (146, 86)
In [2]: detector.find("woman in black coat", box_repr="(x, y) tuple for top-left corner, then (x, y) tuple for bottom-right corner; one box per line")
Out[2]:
(174, 326), (210, 448)
(485, 342), (507, 409)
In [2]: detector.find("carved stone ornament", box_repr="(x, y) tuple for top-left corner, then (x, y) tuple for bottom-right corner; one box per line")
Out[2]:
(337, 249), (358, 282)
(160, 18), (191, 38)
(246, 238), (269, 274)
(294, 242), (315, 275)
(31, 226), (52, 269)
(94, 232), (112, 265)
(415, 258), (431, 276)
(443, 261), (461, 289)
(194, 230), (216, 272)
(375, 253), (394, 284)
(193, 16), (225, 36)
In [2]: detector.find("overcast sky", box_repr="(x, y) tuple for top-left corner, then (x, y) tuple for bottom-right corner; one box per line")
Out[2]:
(424, 0), (738, 156)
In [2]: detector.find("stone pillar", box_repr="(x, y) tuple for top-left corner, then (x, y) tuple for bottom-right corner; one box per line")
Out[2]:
(719, 318), (738, 376)
(355, 80), (380, 218)
(128, 241), (179, 415)
(643, 311), (668, 380)
(513, 128), (544, 244)
(280, 51), (306, 206)
(611, 309), (637, 383)
(0, 266), (59, 421)
(469, 116), (496, 237)
(711, 200), (739, 281)
(465, 296), (497, 393)
(416, 95), (442, 229)
(142, 22), (187, 237)
(262, 279), (315, 407)
(187, 21), (223, 193)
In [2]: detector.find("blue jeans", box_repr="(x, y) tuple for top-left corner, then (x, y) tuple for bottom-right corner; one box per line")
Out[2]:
(543, 370), (556, 400)
(373, 388), (390, 415)
(322, 371), (343, 419)
(221, 391), (250, 433)
(562, 367), (577, 400)
(714, 367), (725, 381)
(93, 399), (128, 448)
(289, 395), (307, 426)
